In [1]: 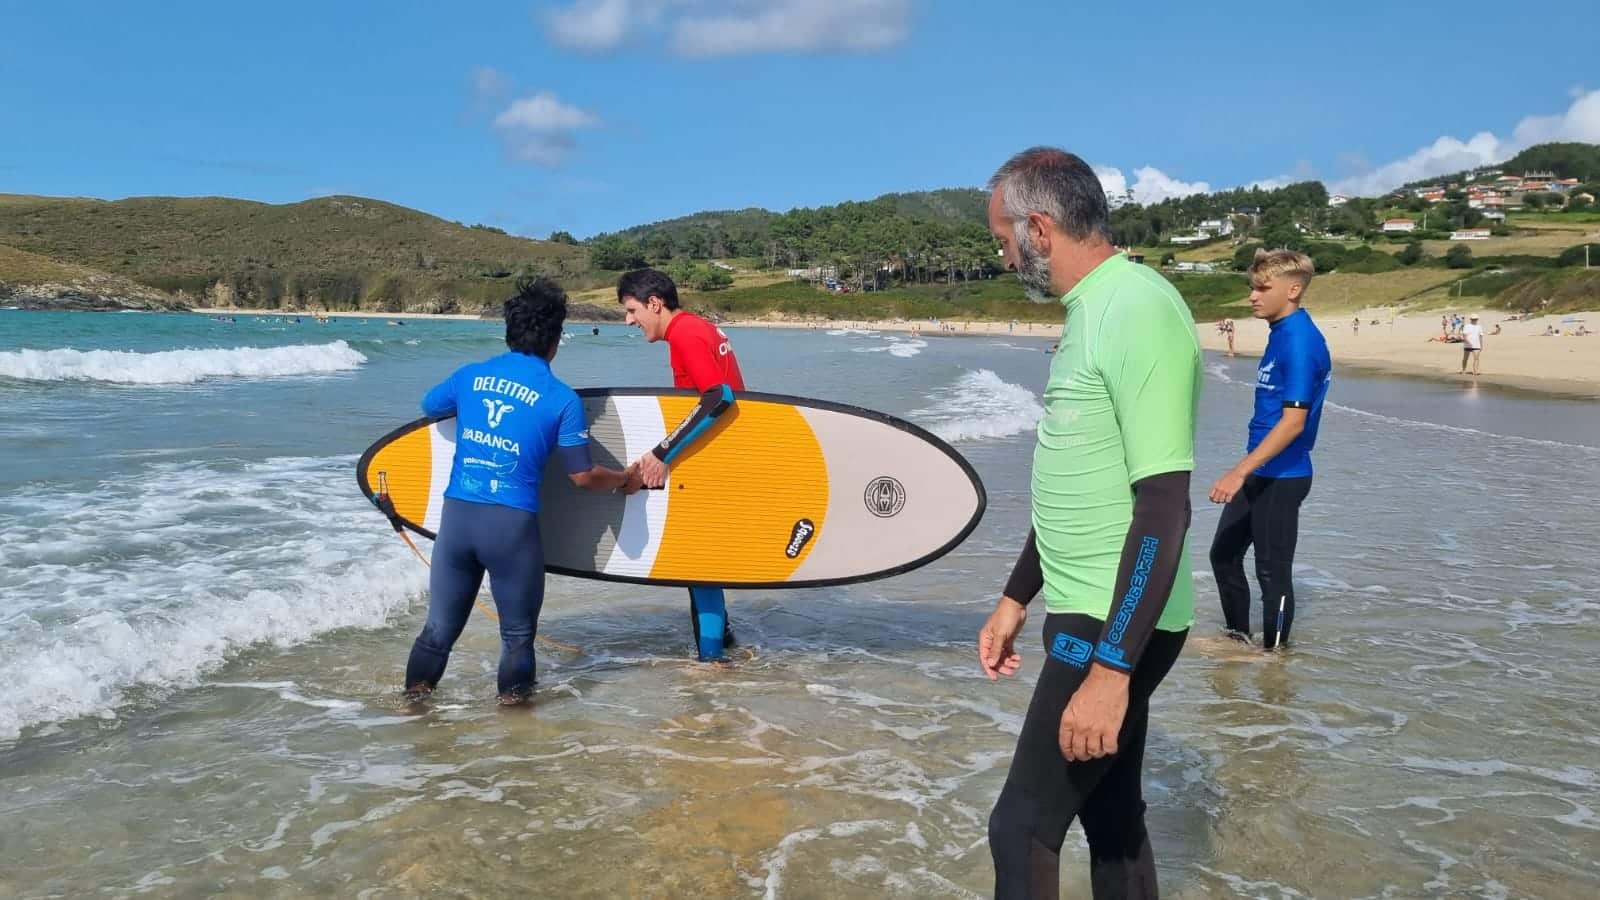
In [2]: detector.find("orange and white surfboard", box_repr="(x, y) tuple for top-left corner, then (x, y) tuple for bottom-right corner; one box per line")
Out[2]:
(356, 388), (986, 588)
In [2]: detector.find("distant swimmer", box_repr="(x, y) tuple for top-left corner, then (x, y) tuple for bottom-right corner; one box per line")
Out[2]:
(1208, 249), (1331, 651)
(592, 326), (600, 335)
(618, 267), (745, 662)
(403, 277), (638, 706)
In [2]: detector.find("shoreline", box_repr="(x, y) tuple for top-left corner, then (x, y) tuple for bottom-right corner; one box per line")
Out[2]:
(123, 305), (1600, 400)
(719, 316), (1063, 339)
(188, 306), (488, 322)
(1201, 307), (1599, 401)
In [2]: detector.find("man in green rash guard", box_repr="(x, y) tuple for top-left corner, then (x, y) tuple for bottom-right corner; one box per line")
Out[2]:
(976, 146), (1201, 900)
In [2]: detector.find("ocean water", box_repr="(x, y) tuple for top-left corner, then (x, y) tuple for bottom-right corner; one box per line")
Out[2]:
(1, 309), (1598, 898)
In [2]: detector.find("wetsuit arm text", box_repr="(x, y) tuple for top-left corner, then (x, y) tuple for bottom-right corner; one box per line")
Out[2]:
(1091, 471), (1191, 673)
(652, 385), (735, 463)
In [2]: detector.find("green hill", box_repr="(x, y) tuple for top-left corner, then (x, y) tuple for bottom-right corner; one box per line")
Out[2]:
(0, 193), (587, 312)
(1396, 142), (1600, 191)
(595, 187), (990, 263)
(0, 243), (179, 311)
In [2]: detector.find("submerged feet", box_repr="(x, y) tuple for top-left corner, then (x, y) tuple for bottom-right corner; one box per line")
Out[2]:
(497, 688), (532, 707)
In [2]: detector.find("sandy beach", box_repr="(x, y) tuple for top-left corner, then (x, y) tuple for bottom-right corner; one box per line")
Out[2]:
(721, 315), (1064, 338)
(1202, 307), (1600, 398)
(188, 304), (1600, 398)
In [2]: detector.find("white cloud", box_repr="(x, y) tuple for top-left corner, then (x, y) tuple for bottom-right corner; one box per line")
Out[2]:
(540, 0), (914, 57)
(1332, 89), (1600, 196)
(1095, 165), (1212, 204)
(492, 92), (600, 167)
(673, 0), (913, 58)
(1510, 88), (1600, 146)
(543, 0), (640, 52)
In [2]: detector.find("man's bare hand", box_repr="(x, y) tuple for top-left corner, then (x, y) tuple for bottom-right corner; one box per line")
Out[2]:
(1059, 666), (1130, 761)
(634, 453), (669, 489)
(978, 597), (1027, 681)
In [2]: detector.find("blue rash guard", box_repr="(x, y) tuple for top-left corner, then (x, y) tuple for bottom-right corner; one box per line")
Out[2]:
(1248, 309), (1331, 478)
(421, 351), (593, 513)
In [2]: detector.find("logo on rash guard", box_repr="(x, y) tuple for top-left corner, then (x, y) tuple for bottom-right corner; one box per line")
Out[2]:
(1257, 359), (1276, 389)
(1050, 633), (1092, 668)
(482, 398), (515, 428)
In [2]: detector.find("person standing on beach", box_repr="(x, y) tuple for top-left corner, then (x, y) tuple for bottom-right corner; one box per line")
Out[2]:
(1222, 318), (1236, 356)
(617, 268), (746, 662)
(1460, 313), (1483, 375)
(976, 147), (1199, 899)
(1352, 315), (1359, 336)
(1208, 249), (1331, 651)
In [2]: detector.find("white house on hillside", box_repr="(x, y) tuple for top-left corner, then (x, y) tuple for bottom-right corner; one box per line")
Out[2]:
(1382, 219), (1417, 233)
(1328, 194), (1351, 207)
(1450, 229), (1491, 240)
(1198, 218), (1233, 237)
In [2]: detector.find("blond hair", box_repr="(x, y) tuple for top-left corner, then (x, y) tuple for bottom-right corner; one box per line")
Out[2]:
(1249, 248), (1315, 290)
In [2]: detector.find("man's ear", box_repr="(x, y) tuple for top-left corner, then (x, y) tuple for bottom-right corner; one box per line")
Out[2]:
(1287, 281), (1306, 302)
(1027, 211), (1053, 256)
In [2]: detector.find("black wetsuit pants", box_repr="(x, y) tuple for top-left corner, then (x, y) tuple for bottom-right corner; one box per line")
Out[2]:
(1209, 474), (1312, 649)
(405, 498), (545, 697)
(989, 613), (1188, 900)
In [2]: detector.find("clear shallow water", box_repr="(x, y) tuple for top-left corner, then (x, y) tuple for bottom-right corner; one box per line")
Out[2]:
(1, 310), (1597, 898)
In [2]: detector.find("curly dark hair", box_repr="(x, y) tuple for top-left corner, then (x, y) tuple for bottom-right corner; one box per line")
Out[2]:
(504, 276), (568, 356)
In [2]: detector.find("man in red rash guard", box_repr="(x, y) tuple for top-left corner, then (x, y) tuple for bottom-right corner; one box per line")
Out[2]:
(618, 268), (744, 661)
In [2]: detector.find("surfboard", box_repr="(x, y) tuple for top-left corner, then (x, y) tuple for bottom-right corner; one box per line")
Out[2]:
(356, 388), (986, 588)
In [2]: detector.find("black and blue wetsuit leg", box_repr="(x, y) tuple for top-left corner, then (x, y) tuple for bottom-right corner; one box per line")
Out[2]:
(405, 498), (547, 697)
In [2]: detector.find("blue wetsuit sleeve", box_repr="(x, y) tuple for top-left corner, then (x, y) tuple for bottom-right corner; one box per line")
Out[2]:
(555, 443), (595, 474)
(554, 393), (594, 473)
(1091, 470), (1190, 673)
(421, 370), (458, 417)
(652, 385), (735, 463)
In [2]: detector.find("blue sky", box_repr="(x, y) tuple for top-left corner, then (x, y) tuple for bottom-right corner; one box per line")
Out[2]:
(3, 0), (1597, 238)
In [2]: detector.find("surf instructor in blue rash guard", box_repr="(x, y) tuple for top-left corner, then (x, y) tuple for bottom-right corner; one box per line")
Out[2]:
(404, 276), (640, 706)
(1208, 248), (1331, 651)
(617, 268), (746, 662)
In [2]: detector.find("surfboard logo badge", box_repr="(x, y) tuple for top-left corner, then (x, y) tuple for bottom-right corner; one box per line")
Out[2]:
(864, 476), (906, 518)
(785, 518), (816, 558)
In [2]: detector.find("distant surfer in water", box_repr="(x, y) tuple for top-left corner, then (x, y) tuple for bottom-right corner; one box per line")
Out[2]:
(404, 276), (639, 706)
(618, 268), (746, 662)
(977, 147), (1198, 899)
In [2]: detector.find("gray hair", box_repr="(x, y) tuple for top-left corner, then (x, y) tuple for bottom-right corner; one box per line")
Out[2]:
(988, 147), (1113, 246)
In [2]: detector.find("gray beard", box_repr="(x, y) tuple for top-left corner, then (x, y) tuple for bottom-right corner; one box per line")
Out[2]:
(1017, 242), (1055, 303)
